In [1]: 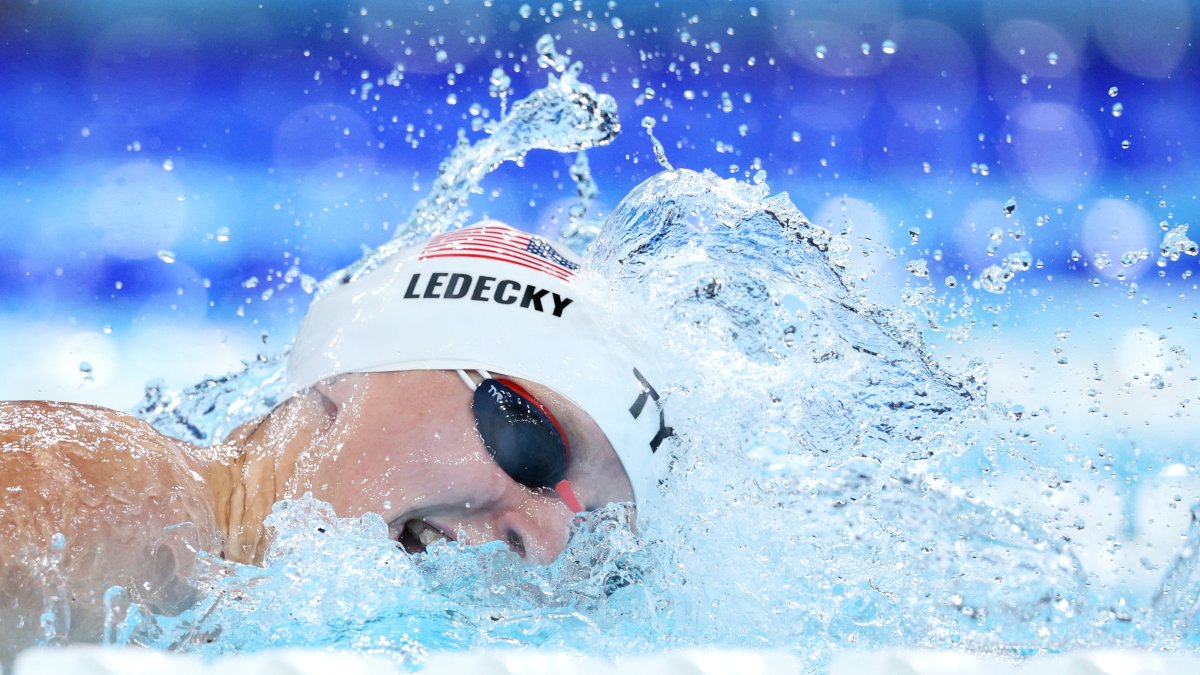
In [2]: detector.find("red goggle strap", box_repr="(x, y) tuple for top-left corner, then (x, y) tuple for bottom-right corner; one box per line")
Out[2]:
(554, 478), (584, 514)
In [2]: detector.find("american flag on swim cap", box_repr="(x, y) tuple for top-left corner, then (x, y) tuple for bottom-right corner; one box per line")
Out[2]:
(418, 223), (580, 281)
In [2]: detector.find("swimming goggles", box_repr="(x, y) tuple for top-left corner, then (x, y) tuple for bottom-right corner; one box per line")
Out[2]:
(457, 370), (584, 514)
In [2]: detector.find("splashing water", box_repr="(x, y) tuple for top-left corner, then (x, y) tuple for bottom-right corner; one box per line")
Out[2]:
(319, 36), (620, 297)
(137, 37), (618, 443)
(102, 35), (1200, 674)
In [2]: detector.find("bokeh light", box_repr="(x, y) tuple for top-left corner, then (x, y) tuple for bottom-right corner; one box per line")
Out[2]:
(1080, 198), (1155, 280)
(87, 162), (187, 261)
(273, 103), (377, 201)
(882, 19), (977, 132)
(1004, 102), (1099, 201)
(775, 0), (901, 79)
(86, 17), (198, 126)
(354, 1), (494, 75)
(985, 20), (1082, 111)
(1092, 0), (1192, 79)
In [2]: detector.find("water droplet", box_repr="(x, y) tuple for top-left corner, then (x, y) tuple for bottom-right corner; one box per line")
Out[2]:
(519, 4), (532, 19)
(157, 250), (176, 264)
(922, 161), (931, 174)
(642, 116), (674, 171)
(1047, 52), (1059, 65)
(814, 45), (827, 59)
(1108, 86), (1119, 97)
(1120, 249), (1150, 267)
(945, 275), (957, 288)
(215, 226), (231, 243)
(752, 169), (767, 185)
(162, 158), (174, 172)
(881, 40), (897, 55)
(906, 259), (929, 277)
(1121, 139), (1131, 149)
(80, 127), (90, 138)
(1160, 223), (1199, 260)
(1003, 197), (1017, 215)
(979, 251), (1032, 293)
(1112, 102), (1124, 118)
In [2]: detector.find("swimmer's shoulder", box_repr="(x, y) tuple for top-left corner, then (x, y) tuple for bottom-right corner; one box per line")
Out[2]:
(0, 400), (175, 453)
(0, 400), (207, 490)
(0, 400), (219, 543)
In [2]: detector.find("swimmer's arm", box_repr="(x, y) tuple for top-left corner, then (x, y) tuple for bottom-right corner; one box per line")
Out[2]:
(0, 401), (223, 654)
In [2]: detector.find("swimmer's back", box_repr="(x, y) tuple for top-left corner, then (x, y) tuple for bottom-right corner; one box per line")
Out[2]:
(0, 401), (221, 658)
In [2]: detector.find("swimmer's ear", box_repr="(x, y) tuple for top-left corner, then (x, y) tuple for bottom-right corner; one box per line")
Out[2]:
(313, 372), (371, 413)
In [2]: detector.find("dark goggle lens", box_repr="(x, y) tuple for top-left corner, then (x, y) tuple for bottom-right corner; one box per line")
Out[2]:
(472, 378), (569, 489)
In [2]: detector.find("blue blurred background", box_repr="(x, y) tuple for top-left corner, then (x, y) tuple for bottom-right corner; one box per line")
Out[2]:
(1, 0), (1197, 420)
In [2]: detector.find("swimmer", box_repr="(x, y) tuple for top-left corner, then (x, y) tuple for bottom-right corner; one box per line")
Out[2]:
(0, 222), (672, 658)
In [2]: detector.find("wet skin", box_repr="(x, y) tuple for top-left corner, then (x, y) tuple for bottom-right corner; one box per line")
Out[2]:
(0, 370), (633, 659)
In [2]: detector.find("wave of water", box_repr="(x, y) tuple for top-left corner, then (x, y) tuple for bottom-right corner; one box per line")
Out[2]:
(69, 36), (1200, 672)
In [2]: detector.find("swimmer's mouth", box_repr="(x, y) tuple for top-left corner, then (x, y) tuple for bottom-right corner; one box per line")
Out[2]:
(397, 519), (452, 555)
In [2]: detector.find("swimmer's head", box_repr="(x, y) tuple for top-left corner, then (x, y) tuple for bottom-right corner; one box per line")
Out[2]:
(287, 221), (672, 515)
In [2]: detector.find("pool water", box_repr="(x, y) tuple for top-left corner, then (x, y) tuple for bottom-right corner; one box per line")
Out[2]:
(2, 2), (1199, 673)
(125, 39), (1200, 670)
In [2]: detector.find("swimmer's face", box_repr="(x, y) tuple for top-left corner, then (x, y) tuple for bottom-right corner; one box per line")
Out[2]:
(305, 370), (633, 563)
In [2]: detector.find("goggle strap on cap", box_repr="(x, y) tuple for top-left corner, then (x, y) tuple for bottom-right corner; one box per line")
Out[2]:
(457, 368), (488, 391)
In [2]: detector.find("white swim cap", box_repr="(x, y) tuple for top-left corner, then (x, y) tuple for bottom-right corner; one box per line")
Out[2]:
(287, 221), (672, 507)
